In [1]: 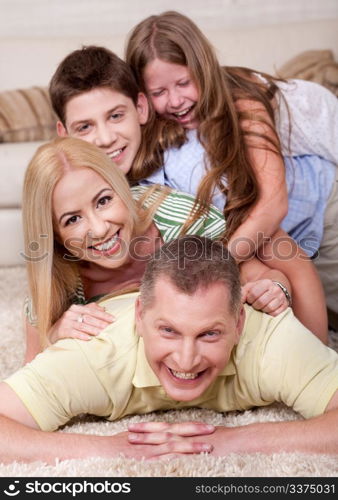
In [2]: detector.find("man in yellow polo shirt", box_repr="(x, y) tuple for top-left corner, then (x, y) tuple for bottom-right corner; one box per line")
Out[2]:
(0, 236), (338, 463)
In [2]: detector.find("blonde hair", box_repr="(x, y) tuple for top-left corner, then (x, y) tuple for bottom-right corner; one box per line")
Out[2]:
(22, 137), (140, 347)
(126, 11), (284, 238)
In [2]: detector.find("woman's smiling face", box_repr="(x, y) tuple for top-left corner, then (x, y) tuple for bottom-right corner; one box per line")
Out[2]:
(52, 167), (133, 268)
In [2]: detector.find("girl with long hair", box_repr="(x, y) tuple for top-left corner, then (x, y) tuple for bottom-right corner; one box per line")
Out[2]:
(125, 10), (338, 335)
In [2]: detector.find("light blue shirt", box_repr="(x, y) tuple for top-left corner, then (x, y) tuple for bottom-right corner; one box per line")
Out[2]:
(282, 155), (335, 256)
(141, 130), (335, 256)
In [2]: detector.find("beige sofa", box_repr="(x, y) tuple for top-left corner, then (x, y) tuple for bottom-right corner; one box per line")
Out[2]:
(0, 141), (47, 266)
(1, 18), (338, 267)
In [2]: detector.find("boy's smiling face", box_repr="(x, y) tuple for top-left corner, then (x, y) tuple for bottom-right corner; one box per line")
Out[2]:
(57, 87), (149, 174)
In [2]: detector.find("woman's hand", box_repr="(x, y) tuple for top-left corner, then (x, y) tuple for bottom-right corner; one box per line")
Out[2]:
(48, 303), (115, 343)
(241, 279), (290, 316)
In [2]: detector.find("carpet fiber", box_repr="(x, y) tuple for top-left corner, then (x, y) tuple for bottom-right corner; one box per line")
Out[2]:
(0, 266), (337, 477)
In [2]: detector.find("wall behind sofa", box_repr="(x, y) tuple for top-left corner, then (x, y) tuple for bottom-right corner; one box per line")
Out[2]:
(1, 0), (338, 91)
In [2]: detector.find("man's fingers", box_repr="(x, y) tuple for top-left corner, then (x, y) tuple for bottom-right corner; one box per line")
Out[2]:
(153, 440), (213, 457)
(134, 439), (213, 460)
(128, 430), (214, 445)
(167, 422), (215, 436)
(147, 453), (180, 462)
(129, 431), (174, 445)
(128, 421), (170, 433)
(128, 421), (215, 436)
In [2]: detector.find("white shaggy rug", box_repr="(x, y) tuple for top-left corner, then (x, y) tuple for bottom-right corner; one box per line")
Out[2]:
(0, 266), (337, 477)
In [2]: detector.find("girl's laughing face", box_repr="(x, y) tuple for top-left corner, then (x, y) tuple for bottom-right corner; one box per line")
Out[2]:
(143, 58), (199, 130)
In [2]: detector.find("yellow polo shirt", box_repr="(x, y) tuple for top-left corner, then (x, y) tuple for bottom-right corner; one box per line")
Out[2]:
(5, 292), (338, 431)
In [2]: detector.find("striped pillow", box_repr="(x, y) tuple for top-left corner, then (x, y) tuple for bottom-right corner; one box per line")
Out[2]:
(0, 86), (57, 142)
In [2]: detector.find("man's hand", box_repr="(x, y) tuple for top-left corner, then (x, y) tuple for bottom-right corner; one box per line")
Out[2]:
(125, 422), (242, 459)
(125, 421), (215, 459)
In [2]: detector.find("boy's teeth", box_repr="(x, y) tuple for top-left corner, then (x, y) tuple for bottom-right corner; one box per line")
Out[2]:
(93, 234), (118, 252)
(171, 369), (198, 380)
(111, 149), (123, 159)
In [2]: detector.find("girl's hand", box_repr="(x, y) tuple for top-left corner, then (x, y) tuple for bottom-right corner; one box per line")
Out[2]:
(48, 303), (115, 343)
(241, 279), (290, 316)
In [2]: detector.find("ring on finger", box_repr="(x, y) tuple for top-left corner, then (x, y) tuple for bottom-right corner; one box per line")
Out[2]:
(77, 314), (84, 324)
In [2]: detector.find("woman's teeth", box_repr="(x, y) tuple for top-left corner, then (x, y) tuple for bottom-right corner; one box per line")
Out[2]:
(170, 369), (199, 380)
(92, 234), (118, 252)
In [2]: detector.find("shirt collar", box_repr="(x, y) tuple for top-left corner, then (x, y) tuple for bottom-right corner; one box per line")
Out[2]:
(132, 337), (161, 387)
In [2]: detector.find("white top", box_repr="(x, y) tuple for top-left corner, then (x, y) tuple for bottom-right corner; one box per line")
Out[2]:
(141, 79), (338, 255)
(275, 79), (338, 162)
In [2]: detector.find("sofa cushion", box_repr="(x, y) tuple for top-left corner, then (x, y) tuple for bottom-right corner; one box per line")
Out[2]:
(278, 49), (338, 97)
(0, 209), (25, 267)
(0, 86), (57, 143)
(0, 141), (45, 208)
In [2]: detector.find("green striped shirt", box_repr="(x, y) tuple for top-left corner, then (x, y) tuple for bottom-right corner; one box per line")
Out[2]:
(131, 185), (226, 242)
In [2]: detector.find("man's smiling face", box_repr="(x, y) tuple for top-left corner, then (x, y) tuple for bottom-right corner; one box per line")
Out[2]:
(136, 276), (244, 402)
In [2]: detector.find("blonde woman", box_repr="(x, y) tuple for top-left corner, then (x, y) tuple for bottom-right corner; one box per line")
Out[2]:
(22, 137), (228, 362)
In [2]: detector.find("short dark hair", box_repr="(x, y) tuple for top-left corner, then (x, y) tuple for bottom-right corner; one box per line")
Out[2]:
(49, 45), (140, 124)
(140, 235), (241, 314)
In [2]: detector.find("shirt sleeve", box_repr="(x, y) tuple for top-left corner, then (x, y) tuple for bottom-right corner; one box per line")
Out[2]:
(257, 310), (338, 418)
(4, 338), (112, 431)
(138, 168), (167, 186)
(152, 189), (226, 242)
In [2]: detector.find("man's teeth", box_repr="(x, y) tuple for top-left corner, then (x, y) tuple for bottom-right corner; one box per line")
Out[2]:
(110, 148), (123, 159)
(93, 234), (118, 252)
(170, 369), (199, 380)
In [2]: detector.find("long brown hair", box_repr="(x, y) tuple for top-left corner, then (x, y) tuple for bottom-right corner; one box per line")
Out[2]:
(125, 11), (284, 238)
